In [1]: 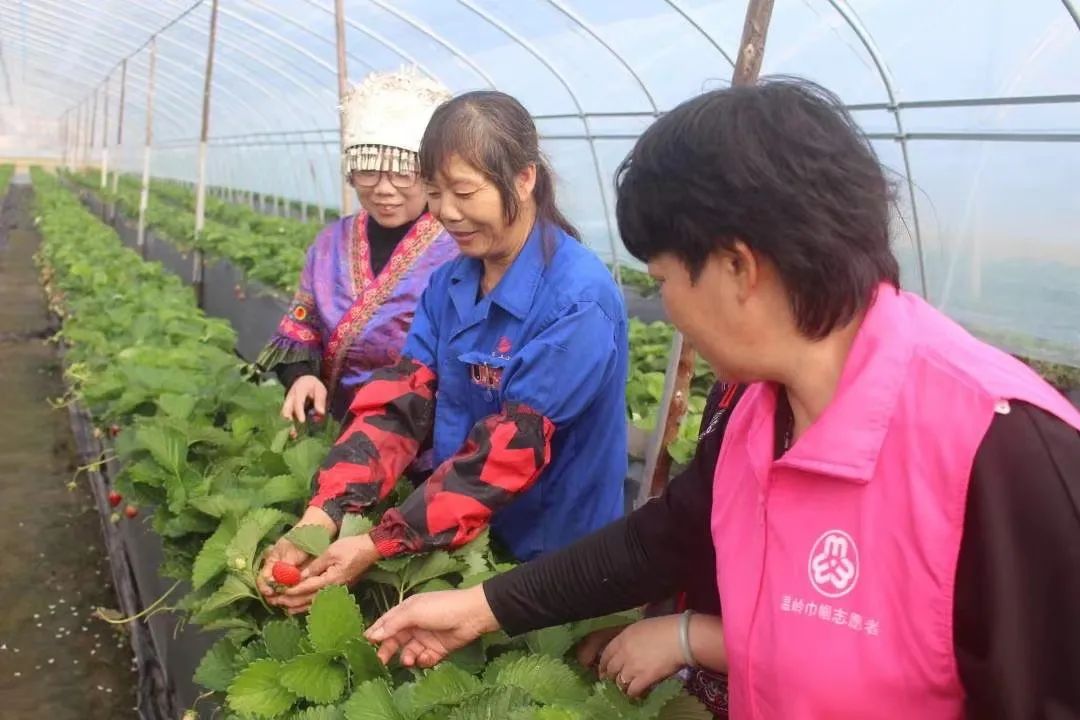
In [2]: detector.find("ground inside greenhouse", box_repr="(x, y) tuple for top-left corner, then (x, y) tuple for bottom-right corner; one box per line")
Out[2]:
(0, 177), (137, 719)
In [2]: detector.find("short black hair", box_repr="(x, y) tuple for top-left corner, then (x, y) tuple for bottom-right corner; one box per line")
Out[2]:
(615, 77), (900, 339)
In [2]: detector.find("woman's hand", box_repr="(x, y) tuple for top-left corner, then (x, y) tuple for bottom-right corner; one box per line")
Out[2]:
(365, 585), (500, 667)
(257, 536), (309, 599)
(575, 624), (630, 669)
(273, 534), (382, 615)
(257, 507), (337, 602)
(281, 374), (327, 423)
(598, 616), (686, 699)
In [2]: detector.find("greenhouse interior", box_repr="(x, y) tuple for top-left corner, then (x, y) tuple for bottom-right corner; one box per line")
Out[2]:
(0, 1), (1078, 718)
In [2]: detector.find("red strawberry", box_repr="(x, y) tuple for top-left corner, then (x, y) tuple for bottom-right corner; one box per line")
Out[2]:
(108, 424), (121, 438)
(124, 505), (139, 519)
(108, 491), (123, 508)
(288, 428), (298, 440)
(272, 562), (302, 587)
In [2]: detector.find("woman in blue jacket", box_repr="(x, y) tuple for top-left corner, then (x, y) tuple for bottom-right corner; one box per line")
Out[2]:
(259, 91), (628, 612)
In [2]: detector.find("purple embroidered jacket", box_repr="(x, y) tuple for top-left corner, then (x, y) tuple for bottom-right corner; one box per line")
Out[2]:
(258, 211), (458, 420)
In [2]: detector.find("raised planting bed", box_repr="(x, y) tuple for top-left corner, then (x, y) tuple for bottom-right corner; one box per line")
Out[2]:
(37, 169), (713, 720)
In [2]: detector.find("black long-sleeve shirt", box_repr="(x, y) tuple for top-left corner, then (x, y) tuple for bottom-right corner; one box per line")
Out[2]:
(485, 383), (1080, 719)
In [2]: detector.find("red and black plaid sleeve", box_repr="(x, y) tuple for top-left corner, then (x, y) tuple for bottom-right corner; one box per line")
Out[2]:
(309, 356), (437, 524)
(368, 402), (555, 557)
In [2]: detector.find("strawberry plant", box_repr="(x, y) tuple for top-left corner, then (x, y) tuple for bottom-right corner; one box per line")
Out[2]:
(35, 169), (711, 719)
(626, 319), (715, 464)
(68, 170), (317, 293)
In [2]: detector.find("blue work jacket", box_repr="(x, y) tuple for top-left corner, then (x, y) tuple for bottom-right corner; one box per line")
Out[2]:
(402, 221), (628, 560)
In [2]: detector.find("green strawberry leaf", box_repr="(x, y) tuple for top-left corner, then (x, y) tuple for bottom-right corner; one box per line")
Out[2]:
(134, 423), (188, 476)
(192, 515), (240, 590)
(271, 427), (291, 454)
(200, 616), (259, 638)
(639, 678), (685, 718)
(263, 618), (305, 661)
(446, 686), (534, 720)
(481, 651), (527, 686)
(491, 655), (588, 706)
(283, 438), (329, 482)
(292, 705), (345, 720)
(307, 585), (365, 654)
(285, 524), (332, 556)
(656, 693), (713, 720)
(409, 663), (482, 715)
(582, 682), (637, 720)
(445, 641), (487, 676)
(513, 708), (586, 720)
(339, 513), (373, 538)
(226, 507), (287, 571)
(342, 637), (391, 684)
(279, 652), (348, 704)
(195, 636), (239, 692)
(260, 473), (311, 506)
(415, 578), (455, 594)
(190, 493), (252, 519)
(157, 392), (198, 419)
(449, 529), (490, 560)
(342, 679), (403, 720)
(227, 659), (298, 719)
(201, 574), (258, 614)
(402, 552), (463, 593)
(524, 625), (575, 659)
(457, 549), (491, 579)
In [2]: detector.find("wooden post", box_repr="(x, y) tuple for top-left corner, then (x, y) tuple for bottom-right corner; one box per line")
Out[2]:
(137, 38), (158, 257)
(100, 74), (110, 189)
(193, 0), (220, 307)
(334, 0), (352, 216)
(637, 0), (776, 507)
(113, 59), (127, 194)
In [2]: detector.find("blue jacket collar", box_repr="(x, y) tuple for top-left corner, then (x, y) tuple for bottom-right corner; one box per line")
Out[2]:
(448, 222), (554, 322)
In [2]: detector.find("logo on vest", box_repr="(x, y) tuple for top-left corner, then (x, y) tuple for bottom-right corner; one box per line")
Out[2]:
(808, 529), (859, 598)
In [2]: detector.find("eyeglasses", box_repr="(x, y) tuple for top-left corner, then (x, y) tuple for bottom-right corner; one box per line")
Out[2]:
(352, 170), (419, 189)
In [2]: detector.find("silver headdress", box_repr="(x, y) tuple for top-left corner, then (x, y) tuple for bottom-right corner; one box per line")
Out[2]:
(340, 67), (452, 178)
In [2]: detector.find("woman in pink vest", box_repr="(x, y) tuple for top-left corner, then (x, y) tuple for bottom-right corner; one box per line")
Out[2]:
(364, 79), (1080, 720)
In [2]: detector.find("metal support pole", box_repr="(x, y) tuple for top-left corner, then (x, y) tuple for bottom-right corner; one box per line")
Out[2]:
(100, 75), (111, 189)
(334, 0), (352, 216)
(314, 156), (327, 224)
(73, 102), (82, 170)
(89, 86), (98, 169)
(137, 38), (158, 257)
(193, 0), (221, 307)
(114, 59), (126, 195)
(638, 0), (776, 507)
(60, 112), (69, 169)
(70, 106), (78, 170)
(84, 98), (92, 169)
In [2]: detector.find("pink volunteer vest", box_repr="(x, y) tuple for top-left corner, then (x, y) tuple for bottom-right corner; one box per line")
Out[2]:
(711, 285), (1080, 719)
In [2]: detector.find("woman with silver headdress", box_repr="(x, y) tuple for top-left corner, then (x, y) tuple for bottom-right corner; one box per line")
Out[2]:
(257, 68), (459, 425)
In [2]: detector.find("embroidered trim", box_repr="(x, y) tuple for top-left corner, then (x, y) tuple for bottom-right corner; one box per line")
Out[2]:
(278, 316), (318, 344)
(324, 212), (444, 406)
